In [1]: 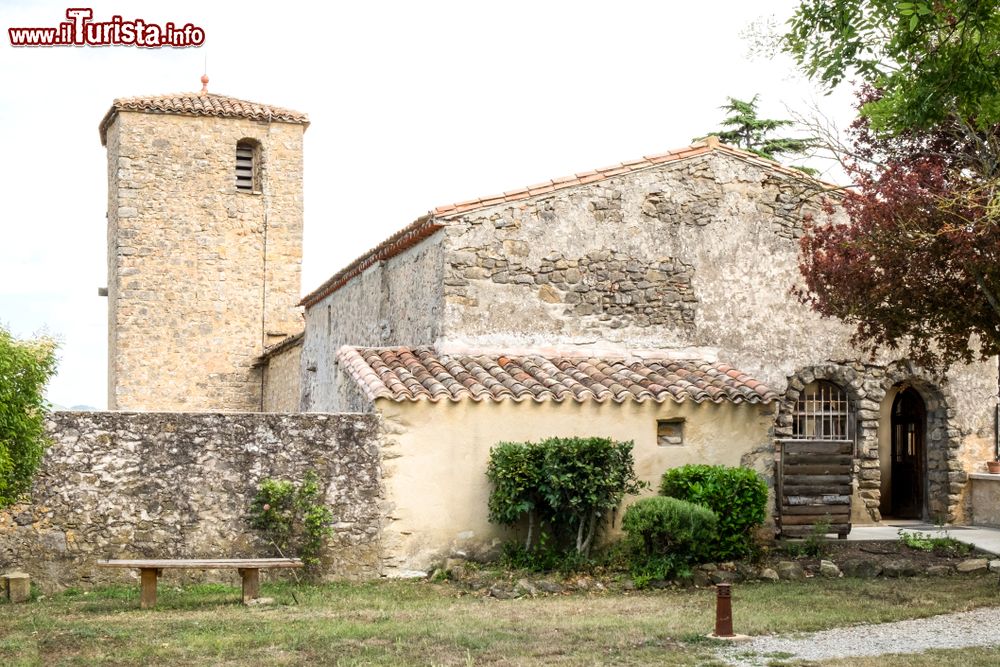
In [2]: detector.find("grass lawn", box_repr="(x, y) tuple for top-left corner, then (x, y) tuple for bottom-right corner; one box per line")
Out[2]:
(808, 647), (1000, 667)
(1, 575), (998, 666)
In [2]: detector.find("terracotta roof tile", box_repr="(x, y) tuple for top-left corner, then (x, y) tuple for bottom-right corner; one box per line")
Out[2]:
(337, 346), (778, 405)
(99, 92), (309, 145)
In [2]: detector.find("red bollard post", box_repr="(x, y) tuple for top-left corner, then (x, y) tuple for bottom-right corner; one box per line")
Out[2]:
(714, 582), (734, 638)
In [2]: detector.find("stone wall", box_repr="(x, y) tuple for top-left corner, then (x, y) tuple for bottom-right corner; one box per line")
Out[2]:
(261, 335), (303, 412)
(104, 110), (305, 411)
(301, 233), (444, 412)
(0, 412), (384, 592)
(435, 152), (840, 364)
(445, 248), (697, 333)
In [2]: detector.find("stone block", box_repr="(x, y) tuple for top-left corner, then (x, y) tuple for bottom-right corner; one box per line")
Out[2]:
(3, 573), (30, 603)
(840, 558), (881, 579)
(956, 558), (988, 573)
(775, 561), (806, 581)
(882, 559), (919, 577)
(819, 560), (841, 578)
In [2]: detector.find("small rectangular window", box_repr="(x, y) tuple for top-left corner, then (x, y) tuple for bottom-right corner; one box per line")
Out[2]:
(236, 143), (255, 192)
(657, 419), (684, 446)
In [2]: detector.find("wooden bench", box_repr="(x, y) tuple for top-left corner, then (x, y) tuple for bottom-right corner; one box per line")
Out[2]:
(96, 558), (304, 609)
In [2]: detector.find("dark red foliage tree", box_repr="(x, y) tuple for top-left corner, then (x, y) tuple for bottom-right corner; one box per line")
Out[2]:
(799, 91), (1000, 366)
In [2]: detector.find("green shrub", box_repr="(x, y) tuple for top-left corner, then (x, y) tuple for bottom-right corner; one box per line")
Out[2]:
(622, 496), (718, 585)
(622, 496), (718, 559)
(659, 464), (767, 560)
(898, 529), (973, 557)
(249, 470), (334, 570)
(0, 327), (58, 508)
(486, 437), (647, 559)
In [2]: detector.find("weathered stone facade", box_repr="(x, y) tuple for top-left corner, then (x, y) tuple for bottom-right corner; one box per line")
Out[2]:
(0, 412), (384, 591)
(298, 145), (998, 524)
(300, 233), (444, 411)
(104, 109), (305, 411)
(445, 248), (697, 331)
(775, 361), (994, 524)
(260, 334), (303, 412)
(434, 153), (830, 357)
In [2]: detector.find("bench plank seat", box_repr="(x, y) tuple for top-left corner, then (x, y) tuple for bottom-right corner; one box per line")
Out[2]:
(97, 558), (303, 569)
(96, 558), (303, 608)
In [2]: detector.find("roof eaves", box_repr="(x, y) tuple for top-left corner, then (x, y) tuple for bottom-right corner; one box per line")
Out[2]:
(98, 92), (310, 146)
(298, 214), (443, 308)
(252, 331), (305, 366)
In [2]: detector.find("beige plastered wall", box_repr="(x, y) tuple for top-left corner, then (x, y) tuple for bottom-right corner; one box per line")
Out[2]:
(376, 397), (775, 574)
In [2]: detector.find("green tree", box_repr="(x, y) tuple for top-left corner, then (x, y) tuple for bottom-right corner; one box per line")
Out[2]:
(704, 95), (816, 166)
(784, 1), (1000, 364)
(0, 326), (58, 507)
(784, 0), (1000, 135)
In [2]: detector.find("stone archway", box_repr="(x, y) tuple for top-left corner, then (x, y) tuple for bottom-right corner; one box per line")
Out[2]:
(776, 361), (962, 524)
(879, 362), (962, 522)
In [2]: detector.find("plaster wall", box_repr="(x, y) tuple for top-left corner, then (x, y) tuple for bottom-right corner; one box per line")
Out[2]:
(376, 397), (775, 573)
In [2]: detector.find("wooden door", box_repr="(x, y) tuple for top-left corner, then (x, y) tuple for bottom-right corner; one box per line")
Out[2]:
(778, 439), (853, 538)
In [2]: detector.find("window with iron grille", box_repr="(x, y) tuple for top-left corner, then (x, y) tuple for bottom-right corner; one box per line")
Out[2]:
(235, 140), (258, 192)
(791, 381), (853, 441)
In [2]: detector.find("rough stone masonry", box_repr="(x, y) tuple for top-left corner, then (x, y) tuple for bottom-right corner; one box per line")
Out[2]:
(0, 412), (384, 592)
(103, 107), (306, 412)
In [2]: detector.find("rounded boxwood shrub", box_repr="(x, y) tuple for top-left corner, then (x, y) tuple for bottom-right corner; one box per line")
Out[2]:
(622, 495), (718, 560)
(659, 464), (767, 560)
(622, 496), (717, 585)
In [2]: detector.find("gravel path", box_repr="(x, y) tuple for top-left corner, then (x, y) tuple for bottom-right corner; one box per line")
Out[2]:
(716, 605), (1000, 666)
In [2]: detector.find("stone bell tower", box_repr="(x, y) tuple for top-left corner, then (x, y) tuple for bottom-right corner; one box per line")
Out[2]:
(99, 77), (308, 411)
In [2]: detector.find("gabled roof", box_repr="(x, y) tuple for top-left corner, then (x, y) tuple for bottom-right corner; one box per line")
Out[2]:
(99, 92), (309, 145)
(300, 138), (831, 308)
(337, 345), (777, 405)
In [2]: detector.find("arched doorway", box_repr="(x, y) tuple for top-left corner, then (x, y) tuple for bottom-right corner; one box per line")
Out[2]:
(889, 388), (926, 519)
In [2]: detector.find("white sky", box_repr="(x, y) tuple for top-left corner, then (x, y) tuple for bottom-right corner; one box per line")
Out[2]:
(0, 0), (855, 409)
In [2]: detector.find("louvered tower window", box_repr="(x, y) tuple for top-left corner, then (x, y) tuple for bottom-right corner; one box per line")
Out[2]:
(236, 140), (257, 192)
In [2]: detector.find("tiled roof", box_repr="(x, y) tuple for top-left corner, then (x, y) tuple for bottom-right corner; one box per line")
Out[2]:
(253, 331), (304, 366)
(299, 138), (833, 308)
(430, 138), (832, 218)
(337, 346), (777, 405)
(99, 92), (309, 145)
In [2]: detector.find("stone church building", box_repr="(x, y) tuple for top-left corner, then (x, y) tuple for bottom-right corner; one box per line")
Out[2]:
(84, 85), (1000, 573)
